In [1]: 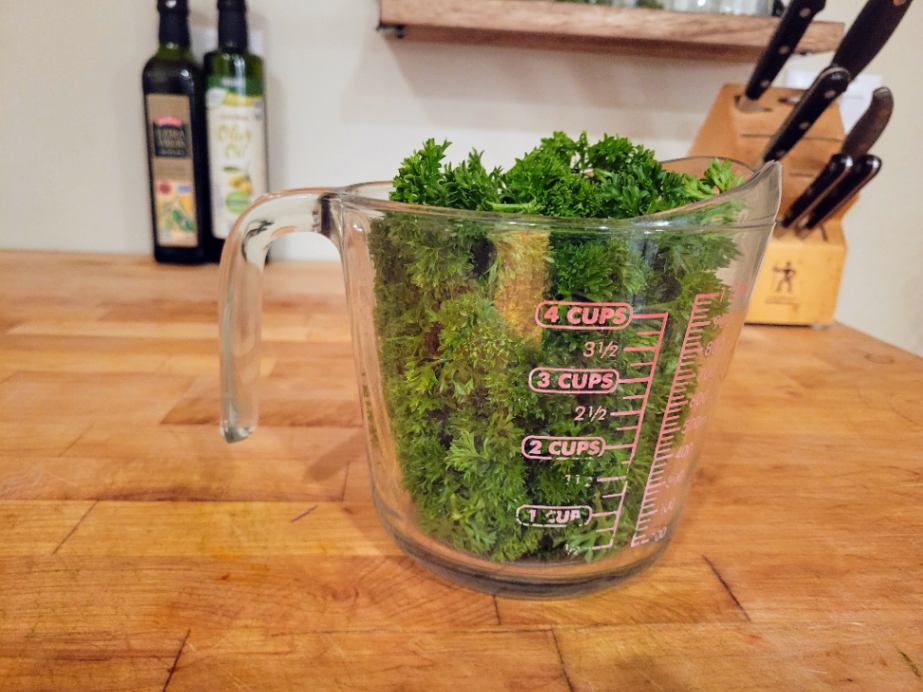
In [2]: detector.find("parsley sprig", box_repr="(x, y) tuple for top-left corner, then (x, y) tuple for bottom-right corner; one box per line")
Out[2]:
(391, 131), (741, 220)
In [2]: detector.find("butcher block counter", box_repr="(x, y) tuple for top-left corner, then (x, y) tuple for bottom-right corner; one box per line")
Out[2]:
(0, 250), (921, 690)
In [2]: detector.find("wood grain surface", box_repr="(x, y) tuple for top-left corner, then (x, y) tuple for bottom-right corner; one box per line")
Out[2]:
(378, 0), (844, 62)
(0, 251), (921, 690)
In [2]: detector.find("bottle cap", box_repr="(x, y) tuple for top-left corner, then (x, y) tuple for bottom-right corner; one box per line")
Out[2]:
(157, 0), (191, 46)
(157, 0), (189, 13)
(216, 0), (249, 50)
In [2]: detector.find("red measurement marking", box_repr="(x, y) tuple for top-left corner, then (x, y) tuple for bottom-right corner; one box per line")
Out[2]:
(575, 312), (668, 551)
(583, 340), (621, 359)
(516, 505), (593, 528)
(618, 377), (651, 385)
(590, 481), (629, 550)
(529, 367), (618, 394)
(683, 416), (707, 433)
(574, 405), (609, 422)
(690, 392), (709, 408)
(535, 301), (632, 331)
(609, 409), (643, 417)
(632, 293), (721, 549)
(528, 312), (671, 555)
(603, 443), (634, 451)
(521, 435), (606, 461)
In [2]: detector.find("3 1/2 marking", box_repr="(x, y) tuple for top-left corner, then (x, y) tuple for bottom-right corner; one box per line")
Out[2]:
(583, 340), (619, 358)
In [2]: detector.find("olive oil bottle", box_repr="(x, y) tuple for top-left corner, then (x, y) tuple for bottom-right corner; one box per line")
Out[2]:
(142, 0), (211, 264)
(204, 0), (268, 261)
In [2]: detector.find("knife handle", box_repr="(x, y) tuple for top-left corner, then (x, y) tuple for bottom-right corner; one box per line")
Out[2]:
(802, 154), (882, 229)
(744, 0), (827, 102)
(832, 0), (915, 82)
(780, 153), (852, 227)
(762, 66), (850, 163)
(841, 87), (894, 160)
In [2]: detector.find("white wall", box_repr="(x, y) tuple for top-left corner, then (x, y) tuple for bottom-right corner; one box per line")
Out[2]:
(1, 1), (920, 354)
(794, 1), (923, 358)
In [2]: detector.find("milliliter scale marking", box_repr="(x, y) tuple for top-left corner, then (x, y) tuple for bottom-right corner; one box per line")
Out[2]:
(631, 292), (723, 548)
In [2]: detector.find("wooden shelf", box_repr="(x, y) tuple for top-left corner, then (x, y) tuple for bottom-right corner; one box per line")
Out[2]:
(379, 0), (844, 62)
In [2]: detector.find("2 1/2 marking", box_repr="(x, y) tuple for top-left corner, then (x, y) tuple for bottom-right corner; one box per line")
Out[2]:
(574, 405), (608, 422)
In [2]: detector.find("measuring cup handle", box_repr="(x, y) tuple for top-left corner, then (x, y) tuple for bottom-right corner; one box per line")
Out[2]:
(218, 187), (340, 442)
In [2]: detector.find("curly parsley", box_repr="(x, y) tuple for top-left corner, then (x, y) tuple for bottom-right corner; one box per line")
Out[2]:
(370, 132), (742, 562)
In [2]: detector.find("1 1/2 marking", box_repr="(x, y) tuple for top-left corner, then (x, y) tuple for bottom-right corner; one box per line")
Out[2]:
(564, 474), (594, 488)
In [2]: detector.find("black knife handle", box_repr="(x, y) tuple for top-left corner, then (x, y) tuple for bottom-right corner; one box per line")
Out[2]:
(744, 0), (827, 101)
(832, 0), (915, 81)
(762, 66), (850, 163)
(841, 86), (894, 160)
(781, 153), (853, 227)
(803, 154), (882, 229)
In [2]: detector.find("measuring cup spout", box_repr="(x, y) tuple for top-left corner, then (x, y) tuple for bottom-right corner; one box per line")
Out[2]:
(218, 188), (341, 442)
(653, 159), (782, 229)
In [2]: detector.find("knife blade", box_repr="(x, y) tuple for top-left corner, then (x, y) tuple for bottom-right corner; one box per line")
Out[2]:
(780, 86), (893, 227)
(831, 0), (915, 82)
(801, 154), (882, 230)
(841, 86), (894, 160)
(738, 0), (827, 112)
(780, 153), (852, 228)
(760, 66), (850, 164)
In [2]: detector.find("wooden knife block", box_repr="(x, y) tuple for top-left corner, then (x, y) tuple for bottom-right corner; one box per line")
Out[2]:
(690, 84), (851, 326)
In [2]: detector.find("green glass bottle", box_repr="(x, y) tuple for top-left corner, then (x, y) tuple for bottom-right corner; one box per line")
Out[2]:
(142, 0), (212, 264)
(204, 0), (268, 262)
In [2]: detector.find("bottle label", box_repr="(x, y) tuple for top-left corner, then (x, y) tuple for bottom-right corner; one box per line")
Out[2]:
(206, 77), (268, 240)
(146, 94), (198, 248)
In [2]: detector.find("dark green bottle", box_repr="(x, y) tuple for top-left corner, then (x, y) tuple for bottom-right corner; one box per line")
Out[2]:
(204, 0), (268, 262)
(142, 0), (212, 264)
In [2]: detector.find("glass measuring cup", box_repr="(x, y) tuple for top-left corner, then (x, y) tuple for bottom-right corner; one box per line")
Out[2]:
(219, 158), (781, 597)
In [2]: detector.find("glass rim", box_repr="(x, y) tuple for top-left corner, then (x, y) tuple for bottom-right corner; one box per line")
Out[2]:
(336, 157), (780, 234)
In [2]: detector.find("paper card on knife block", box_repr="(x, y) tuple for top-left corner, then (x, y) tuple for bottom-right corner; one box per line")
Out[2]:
(690, 84), (851, 326)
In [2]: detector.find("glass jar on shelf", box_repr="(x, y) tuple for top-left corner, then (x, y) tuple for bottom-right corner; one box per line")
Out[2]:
(667, 0), (770, 14)
(717, 0), (771, 15)
(667, 0), (720, 12)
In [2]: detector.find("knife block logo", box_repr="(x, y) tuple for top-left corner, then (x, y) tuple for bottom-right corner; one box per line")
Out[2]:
(773, 261), (797, 294)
